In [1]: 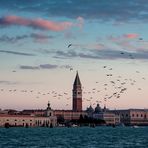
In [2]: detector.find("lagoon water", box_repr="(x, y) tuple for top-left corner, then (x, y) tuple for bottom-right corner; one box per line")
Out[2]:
(0, 126), (148, 148)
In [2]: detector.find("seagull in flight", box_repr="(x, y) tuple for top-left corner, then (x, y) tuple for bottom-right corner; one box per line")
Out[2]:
(139, 38), (143, 40)
(68, 44), (72, 48)
(70, 68), (73, 71)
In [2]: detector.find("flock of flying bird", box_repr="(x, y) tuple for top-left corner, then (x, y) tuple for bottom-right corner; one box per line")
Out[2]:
(82, 65), (146, 107)
(0, 64), (146, 108)
(0, 42), (147, 108)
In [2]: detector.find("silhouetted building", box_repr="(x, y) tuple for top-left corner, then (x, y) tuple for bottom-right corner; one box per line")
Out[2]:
(86, 104), (120, 125)
(73, 71), (82, 111)
(86, 105), (94, 117)
(94, 104), (102, 113)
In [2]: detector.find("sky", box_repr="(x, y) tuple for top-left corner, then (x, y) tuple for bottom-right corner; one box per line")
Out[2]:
(0, 0), (148, 110)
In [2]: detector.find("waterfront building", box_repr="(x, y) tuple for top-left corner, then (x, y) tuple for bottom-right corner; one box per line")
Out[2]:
(86, 104), (120, 125)
(53, 110), (87, 121)
(93, 112), (120, 125)
(0, 102), (57, 127)
(113, 109), (148, 126)
(21, 110), (87, 122)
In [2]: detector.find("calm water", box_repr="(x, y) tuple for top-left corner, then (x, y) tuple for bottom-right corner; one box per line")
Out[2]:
(0, 126), (148, 148)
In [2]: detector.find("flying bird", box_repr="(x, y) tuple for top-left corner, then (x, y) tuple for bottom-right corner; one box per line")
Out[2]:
(70, 68), (73, 71)
(139, 38), (143, 40)
(68, 44), (72, 48)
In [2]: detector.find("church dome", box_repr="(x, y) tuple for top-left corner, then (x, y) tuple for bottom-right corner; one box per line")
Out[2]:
(94, 104), (102, 113)
(86, 105), (94, 113)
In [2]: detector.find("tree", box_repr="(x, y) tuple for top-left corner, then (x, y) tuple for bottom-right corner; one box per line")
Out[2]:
(57, 115), (65, 124)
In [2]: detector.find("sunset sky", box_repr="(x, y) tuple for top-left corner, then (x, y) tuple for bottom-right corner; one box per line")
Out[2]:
(0, 0), (148, 110)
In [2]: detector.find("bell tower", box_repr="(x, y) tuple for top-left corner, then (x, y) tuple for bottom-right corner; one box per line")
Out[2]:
(72, 71), (82, 111)
(45, 101), (53, 117)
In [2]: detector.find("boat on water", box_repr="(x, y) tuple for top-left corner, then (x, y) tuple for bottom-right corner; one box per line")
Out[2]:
(132, 125), (139, 128)
(115, 123), (125, 127)
(72, 124), (78, 127)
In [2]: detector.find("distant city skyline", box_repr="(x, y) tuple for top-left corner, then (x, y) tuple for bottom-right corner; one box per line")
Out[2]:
(0, 0), (148, 110)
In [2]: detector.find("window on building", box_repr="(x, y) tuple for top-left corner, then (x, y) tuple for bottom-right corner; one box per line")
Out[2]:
(137, 114), (139, 117)
(126, 114), (128, 117)
(141, 114), (143, 117)
(132, 114), (134, 117)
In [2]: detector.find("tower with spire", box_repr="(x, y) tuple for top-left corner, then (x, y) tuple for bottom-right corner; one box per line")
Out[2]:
(45, 101), (53, 117)
(72, 71), (82, 111)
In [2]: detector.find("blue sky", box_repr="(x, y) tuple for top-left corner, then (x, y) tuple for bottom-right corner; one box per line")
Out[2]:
(0, 0), (148, 110)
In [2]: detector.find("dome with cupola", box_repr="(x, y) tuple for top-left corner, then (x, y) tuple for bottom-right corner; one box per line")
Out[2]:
(94, 104), (102, 113)
(86, 105), (94, 113)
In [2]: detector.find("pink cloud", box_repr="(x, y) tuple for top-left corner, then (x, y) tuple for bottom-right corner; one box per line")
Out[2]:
(123, 33), (139, 39)
(108, 33), (139, 42)
(0, 15), (73, 31)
